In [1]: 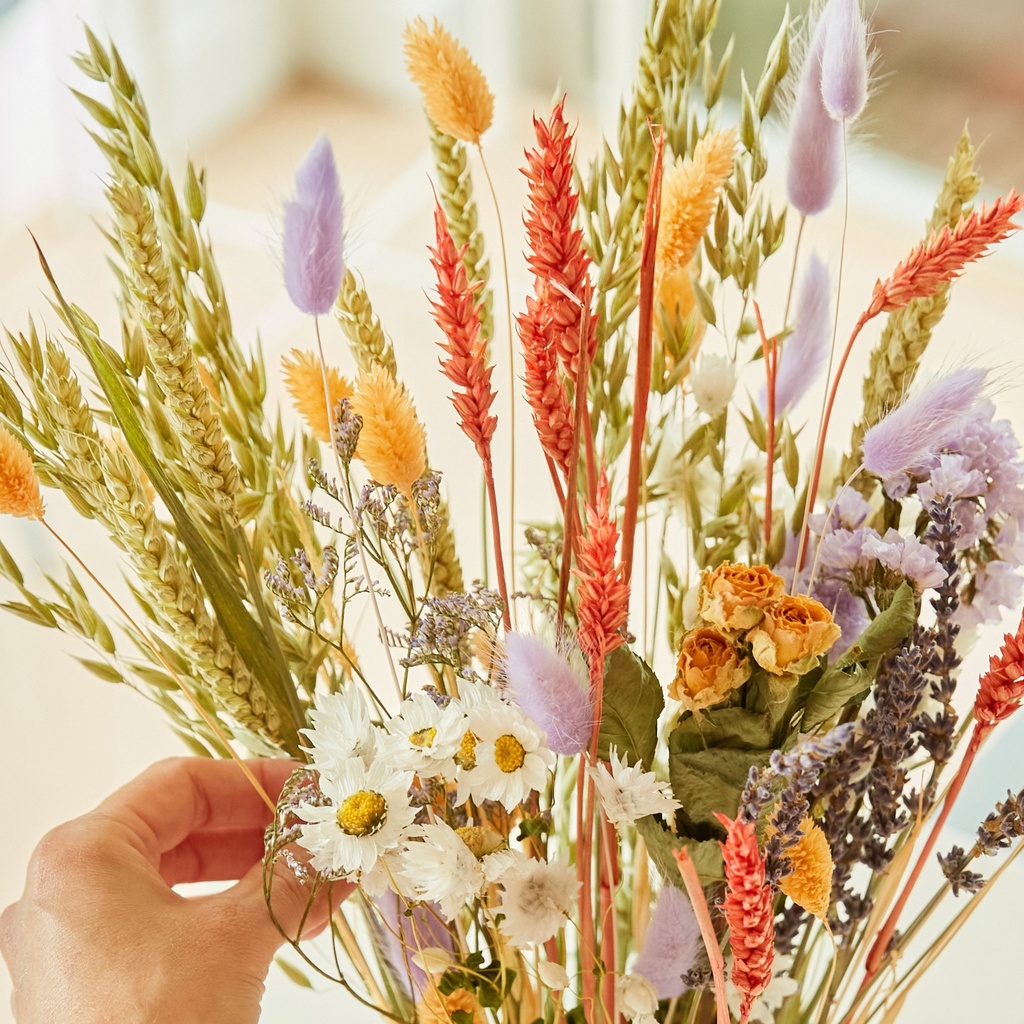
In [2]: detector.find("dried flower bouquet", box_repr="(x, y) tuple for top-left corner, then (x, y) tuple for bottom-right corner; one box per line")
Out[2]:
(2, 2), (1023, 1023)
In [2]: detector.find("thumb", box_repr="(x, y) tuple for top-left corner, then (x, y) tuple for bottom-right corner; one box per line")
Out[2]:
(212, 856), (352, 961)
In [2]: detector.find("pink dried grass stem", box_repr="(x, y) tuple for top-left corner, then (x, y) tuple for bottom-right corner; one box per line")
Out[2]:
(715, 813), (776, 1024)
(796, 191), (1024, 573)
(429, 200), (511, 629)
(864, 605), (1024, 981)
(621, 124), (665, 590)
(673, 848), (730, 1024)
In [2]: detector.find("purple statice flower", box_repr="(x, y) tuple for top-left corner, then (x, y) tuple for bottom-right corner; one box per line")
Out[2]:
(956, 561), (1024, 629)
(502, 632), (593, 755)
(763, 254), (832, 413)
(861, 368), (987, 490)
(817, 528), (868, 575)
(632, 885), (701, 999)
(374, 892), (454, 1000)
(283, 135), (344, 315)
(820, 0), (869, 122)
(787, 11), (842, 216)
(861, 528), (947, 592)
(814, 578), (870, 658)
(808, 488), (873, 534)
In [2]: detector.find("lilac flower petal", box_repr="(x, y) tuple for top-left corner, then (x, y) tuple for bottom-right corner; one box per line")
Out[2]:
(284, 135), (344, 315)
(787, 14), (842, 216)
(861, 368), (987, 482)
(502, 632), (593, 755)
(821, 0), (869, 121)
(773, 253), (831, 412)
(632, 885), (701, 999)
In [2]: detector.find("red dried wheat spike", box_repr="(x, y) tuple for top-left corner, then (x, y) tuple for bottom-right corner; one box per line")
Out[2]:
(521, 97), (597, 375)
(715, 813), (775, 1024)
(974, 605), (1024, 730)
(518, 295), (574, 476)
(867, 190), (1024, 318)
(573, 469), (629, 660)
(429, 200), (498, 462)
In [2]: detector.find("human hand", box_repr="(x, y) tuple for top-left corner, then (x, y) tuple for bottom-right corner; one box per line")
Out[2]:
(1, 757), (347, 1023)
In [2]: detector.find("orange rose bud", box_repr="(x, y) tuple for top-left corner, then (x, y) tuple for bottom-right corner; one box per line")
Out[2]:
(748, 593), (841, 676)
(671, 626), (751, 712)
(698, 562), (785, 631)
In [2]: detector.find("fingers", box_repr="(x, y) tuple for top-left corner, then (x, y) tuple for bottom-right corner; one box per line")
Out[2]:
(216, 857), (352, 959)
(95, 758), (298, 864)
(159, 827), (268, 886)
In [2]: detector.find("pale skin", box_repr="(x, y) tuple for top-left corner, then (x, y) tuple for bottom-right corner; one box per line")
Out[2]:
(0, 758), (348, 1023)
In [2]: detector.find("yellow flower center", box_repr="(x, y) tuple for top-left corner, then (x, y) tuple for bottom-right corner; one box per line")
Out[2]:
(409, 726), (437, 749)
(336, 790), (387, 836)
(493, 734), (526, 773)
(455, 730), (478, 769)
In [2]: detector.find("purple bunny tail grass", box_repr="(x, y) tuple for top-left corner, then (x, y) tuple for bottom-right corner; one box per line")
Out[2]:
(861, 367), (987, 478)
(632, 885), (702, 999)
(821, 0), (869, 122)
(771, 253), (831, 412)
(283, 135), (344, 316)
(787, 11), (842, 216)
(374, 892), (453, 1000)
(502, 631), (593, 756)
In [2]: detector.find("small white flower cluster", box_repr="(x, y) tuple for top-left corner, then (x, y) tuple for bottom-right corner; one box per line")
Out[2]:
(294, 683), (580, 947)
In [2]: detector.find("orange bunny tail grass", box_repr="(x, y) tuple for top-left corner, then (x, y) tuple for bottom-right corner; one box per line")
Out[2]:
(574, 469), (629, 662)
(350, 364), (427, 496)
(517, 297), (574, 477)
(865, 189), (1024, 319)
(282, 349), (353, 444)
(0, 424), (44, 520)
(715, 813), (775, 1024)
(656, 129), (736, 280)
(429, 200), (497, 463)
(521, 97), (596, 376)
(403, 17), (494, 145)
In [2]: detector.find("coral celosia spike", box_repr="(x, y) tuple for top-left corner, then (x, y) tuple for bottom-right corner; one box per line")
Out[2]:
(975, 605), (1024, 729)
(573, 469), (629, 661)
(519, 98), (597, 377)
(715, 813), (776, 1024)
(429, 200), (498, 463)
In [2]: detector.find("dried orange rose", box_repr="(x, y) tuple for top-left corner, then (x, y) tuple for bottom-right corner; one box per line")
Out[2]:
(748, 594), (841, 676)
(670, 626), (751, 712)
(417, 985), (487, 1024)
(698, 562), (785, 631)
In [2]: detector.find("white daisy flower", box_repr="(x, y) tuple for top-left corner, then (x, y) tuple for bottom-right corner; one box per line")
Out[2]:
(399, 821), (523, 920)
(457, 701), (555, 811)
(399, 820), (485, 920)
(296, 757), (416, 880)
(379, 690), (463, 778)
(588, 747), (681, 829)
(498, 858), (578, 948)
(616, 974), (659, 1024)
(302, 687), (377, 778)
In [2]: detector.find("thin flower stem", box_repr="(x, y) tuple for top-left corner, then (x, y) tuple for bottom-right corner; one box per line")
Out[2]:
(783, 214), (807, 327)
(863, 726), (985, 982)
(40, 518), (276, 811)
(621, 126), (664, 590)
(754, 302), (778, 553)
(476, 144), (517, 606)
(483, 457), (513, 631)
(811, 922), (840, 1024)
(314, 316), (402, 702)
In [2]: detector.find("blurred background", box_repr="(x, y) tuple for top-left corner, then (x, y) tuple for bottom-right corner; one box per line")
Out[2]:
(0, 0), (1021, 1020)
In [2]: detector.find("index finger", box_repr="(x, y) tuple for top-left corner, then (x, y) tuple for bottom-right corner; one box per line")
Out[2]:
(96, 757), (298, 863)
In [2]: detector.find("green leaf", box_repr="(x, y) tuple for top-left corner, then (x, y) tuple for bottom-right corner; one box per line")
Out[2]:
(834, 582), (916, 670)
(516, 817), (551, 841)
(668, 744), (771, 826)
(802, 664), (873, 730)
(635, 816), (725, 884)
(597, 646), (665, 769)
(274, 956), (314, 988)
